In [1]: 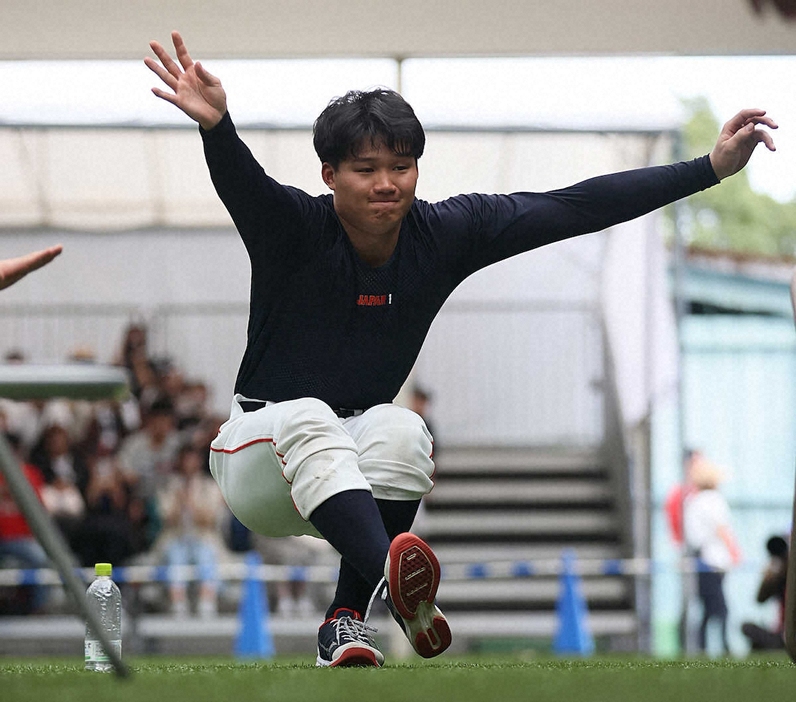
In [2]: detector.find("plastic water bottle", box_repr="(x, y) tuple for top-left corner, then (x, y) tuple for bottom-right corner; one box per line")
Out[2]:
(84, 562), (122, 672)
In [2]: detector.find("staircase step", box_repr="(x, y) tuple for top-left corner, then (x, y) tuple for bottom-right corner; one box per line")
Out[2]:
(423, 510), (618, 537)
(428, 478), (613, 505)
(438, 577), (630, 606)
(443, 610), (637, 638)
(434, 446), (605, 475)
(428, 542), (624, 564)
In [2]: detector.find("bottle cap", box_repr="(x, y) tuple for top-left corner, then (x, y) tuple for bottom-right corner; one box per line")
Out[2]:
(95, 563), (112, 577)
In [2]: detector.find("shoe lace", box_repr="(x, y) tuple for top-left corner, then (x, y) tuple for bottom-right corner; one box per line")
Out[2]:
(363, 576), (388, 626)
(335, 611), (378, 646)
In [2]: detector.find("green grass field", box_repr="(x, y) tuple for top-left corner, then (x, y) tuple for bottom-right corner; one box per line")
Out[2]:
(2, 655), (794, 702)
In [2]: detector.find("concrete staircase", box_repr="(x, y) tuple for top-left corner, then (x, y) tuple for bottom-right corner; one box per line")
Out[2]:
(421, 445), (637, 648)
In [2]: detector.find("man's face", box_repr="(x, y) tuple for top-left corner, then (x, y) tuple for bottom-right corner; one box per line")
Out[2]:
(322, 140), (418, 239)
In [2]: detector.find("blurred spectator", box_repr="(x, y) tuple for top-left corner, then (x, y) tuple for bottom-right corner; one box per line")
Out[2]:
(30, 424), (90, 493)
(117, 396), (181, 549)
(153, 358), (213, 430)
(32, 425), (88, 553)
(0, 400), (43, 456)
(0, 351), (43, 453)
(155, 445), (228, 617)
(683, 459), (742, 655)
(37, 398), (93, 447)
(174, 380), (210, 432)
(76, 451), (140, 568)
(664, 448), (702, 652)
(0, 323), (238, 618)
(156, 358), (184, 401)
(115, 323), (160, 407)
(45, 346), (106, 446)
(226, 514), (252, 554)
(77, 400), (137, 459)
(406, 385), (435, 537)
(408, 385), (435, 442)
(253, 534), (333, 618)
(187, 413), (226, 476)
(664, 449), (702, 547)
(0, 433), (51, 614)
(741, 534), (788, 651)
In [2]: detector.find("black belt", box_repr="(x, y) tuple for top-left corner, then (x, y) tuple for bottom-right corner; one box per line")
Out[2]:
(240, 400), (364, 419)
(334, 408), (364, 418)
(239, 400), (268, 413)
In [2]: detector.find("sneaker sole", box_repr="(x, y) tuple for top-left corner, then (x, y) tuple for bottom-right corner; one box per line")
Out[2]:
(386, 533), (451, 658)
(316, 642), (384, 668)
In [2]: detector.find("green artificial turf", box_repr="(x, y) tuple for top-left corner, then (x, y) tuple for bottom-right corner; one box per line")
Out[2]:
(1, 655), (794, 702)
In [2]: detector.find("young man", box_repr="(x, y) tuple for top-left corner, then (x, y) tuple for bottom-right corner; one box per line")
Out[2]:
(146, 31), (776, 667)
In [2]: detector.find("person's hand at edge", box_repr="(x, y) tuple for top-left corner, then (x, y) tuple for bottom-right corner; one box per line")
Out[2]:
(0, 245), (63, 291)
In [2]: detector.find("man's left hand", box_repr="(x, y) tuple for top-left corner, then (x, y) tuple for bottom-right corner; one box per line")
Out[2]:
(709, 109), (777, 180)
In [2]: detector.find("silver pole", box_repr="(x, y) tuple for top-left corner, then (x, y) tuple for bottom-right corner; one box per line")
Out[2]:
(0, 436), (129, 677)
(0, 365), (130, 677)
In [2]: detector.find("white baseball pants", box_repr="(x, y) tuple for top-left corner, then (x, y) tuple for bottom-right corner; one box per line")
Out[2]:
(209, 395), (435, 538)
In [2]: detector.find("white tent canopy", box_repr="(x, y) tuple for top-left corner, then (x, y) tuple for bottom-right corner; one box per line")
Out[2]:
(0, 56), (686, 231)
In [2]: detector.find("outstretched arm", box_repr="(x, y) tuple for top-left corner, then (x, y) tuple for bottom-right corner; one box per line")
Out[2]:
(145, 31), (227, 131)
(709, 108), (777, 181)
(444, 109), (778, 274)
(0, 245), (62, 291)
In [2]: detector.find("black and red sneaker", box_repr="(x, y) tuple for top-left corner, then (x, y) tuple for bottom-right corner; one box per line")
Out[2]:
(385, 533), (452, 658)
(316, 608), (384, 667)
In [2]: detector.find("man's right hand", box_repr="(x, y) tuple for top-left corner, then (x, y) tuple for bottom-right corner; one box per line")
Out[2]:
(145, 31), (227, 131)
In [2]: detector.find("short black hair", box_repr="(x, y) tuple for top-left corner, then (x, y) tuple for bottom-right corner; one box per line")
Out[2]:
(313, 88), (425, 168)
(147, 396), (175, 416)
(767, 535), (788, 558)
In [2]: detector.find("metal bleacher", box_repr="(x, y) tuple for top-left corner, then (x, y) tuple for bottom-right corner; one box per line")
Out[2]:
(0, 443), (640, 657)
(422, 444), (638, 649)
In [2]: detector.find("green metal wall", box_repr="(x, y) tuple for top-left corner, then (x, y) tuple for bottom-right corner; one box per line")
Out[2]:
(652, 267), (796, 656)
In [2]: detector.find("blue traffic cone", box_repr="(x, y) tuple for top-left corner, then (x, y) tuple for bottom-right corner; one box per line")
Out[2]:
(234, 551), (275, 659)
(553, 550), (595, 656)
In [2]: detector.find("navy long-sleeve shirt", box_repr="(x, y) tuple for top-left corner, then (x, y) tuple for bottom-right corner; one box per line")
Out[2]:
(201, 113), (718, 410)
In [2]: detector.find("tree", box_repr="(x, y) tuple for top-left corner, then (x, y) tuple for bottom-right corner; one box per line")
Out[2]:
(678, 97), (796, 257)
